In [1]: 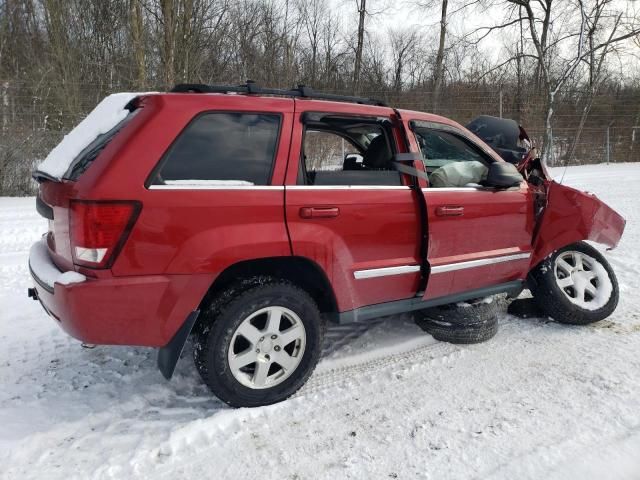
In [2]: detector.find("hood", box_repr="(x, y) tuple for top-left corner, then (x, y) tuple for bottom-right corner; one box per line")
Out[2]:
(466, 115), (531, 165)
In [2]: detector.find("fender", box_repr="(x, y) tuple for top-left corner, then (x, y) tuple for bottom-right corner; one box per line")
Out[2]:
(530, 181), (625, 268)
(165, 222), (291, 273)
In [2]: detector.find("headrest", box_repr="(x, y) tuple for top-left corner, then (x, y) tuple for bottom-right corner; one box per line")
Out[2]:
(362, 135), (391, 170)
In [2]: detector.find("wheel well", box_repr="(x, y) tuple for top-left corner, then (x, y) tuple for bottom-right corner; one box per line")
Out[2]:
(199, 256), (338, 317)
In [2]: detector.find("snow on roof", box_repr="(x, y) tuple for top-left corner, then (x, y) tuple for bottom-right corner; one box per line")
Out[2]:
(36, 92), (152, 180)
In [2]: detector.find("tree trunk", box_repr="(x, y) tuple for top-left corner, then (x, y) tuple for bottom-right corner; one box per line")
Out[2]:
(534, 0), (552, 94)
(180, 0), (194, 82)
(2, 82), (8, 132)
(129, 0), (146, 88)
(566, 99), (593, 164)
(541, 91), (556, 165)
(161, 0), (176, 88)
(432, 0), (448, 113)
(629, 109), (640, 162)
(353, 0), (366, 95)
(515, 5), (524, 122)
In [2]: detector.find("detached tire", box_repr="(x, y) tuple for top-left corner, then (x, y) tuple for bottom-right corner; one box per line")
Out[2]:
(415, 297), (500, 345)
(194, 279), (324, 408)
(529, 242), (619, 325)
(416, 315), (498, 344)
(421, 296), (500, 325)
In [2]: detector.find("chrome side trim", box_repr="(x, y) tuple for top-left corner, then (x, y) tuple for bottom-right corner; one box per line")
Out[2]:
(430, 252), (531, 274)
(422, 187), (486, 192)
(354, 264), (420, 279)
(288, 185), (411, 190)
(149, 185), (412, 190)
(148, 185), (285, 190)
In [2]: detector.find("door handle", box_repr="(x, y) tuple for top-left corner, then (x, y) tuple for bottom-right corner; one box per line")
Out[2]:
(436, 205), (464, 217)
(299, 207), (340, 219)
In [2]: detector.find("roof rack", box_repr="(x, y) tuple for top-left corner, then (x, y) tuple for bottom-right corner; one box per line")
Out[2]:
(170, 80), (387, 107)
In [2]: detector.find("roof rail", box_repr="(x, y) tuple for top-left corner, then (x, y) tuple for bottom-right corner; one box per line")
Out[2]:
(170, 80), (387, 107)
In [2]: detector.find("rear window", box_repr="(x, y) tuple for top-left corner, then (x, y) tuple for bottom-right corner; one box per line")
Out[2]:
(152, 113), (280, 186)
(65, 109), (139, 181)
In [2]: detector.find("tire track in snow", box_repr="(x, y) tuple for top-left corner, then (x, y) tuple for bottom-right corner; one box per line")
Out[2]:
(302, 339), (459, 397)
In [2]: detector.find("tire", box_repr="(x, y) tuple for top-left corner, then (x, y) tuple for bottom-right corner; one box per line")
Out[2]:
(193, 279), (324, 407)
(421, 296), (500, 325)
(529, 241), (619, 325)
(416, 315), (498, 344)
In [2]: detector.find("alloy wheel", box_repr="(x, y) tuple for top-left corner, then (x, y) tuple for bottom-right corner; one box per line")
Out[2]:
(554, 250), (613, 310)
(227, 306), (306, 389)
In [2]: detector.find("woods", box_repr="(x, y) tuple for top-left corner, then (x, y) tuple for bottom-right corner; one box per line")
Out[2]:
(0, 0), (639, 195)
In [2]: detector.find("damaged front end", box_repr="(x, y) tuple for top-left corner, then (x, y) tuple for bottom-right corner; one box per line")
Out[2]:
(530, 181), (625, 268)
(467, 115), (625, 267)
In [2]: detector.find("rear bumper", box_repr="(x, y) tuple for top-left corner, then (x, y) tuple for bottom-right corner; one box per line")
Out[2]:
(28, 240), (214, 347)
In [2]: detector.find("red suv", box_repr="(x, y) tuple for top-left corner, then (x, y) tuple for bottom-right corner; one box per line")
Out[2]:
(28, 83), (625, 407)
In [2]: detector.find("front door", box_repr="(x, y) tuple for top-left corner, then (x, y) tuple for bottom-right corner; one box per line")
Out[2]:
(405, 118), (534, 300)
(284, 102), (421, 313)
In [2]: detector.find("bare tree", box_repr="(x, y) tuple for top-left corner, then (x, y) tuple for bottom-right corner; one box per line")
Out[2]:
(566, 0), (623, 163)
(159, 0), (177, 87)
(389, 28), (419, 93)
(353, 0), (367, 94)
(433, 0), (448, 111)
(1, 0), (640, 195)
(297, 0), (326, 84)
(475, 0), (640, 163)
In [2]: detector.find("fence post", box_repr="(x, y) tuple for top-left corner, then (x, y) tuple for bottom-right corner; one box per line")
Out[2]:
(499, 88), (503, 118)
(606, 125), (610, 165)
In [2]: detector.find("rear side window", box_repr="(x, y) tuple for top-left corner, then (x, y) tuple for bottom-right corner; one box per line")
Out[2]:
(152, 113), (280, 186)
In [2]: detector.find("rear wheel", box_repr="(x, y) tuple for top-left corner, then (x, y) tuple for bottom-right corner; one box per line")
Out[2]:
(194, 279), (324, 407)
(529, 242), (619, 325)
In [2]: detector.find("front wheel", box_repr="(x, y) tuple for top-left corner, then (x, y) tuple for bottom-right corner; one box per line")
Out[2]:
(529, 242), (619, 325)
(194, 280), (324, 407)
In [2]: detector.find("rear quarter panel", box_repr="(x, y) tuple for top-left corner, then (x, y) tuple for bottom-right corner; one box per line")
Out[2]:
(80, 94), (296, 277)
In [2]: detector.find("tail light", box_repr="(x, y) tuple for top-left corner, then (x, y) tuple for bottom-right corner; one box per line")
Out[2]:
(69, 200), (141, 268)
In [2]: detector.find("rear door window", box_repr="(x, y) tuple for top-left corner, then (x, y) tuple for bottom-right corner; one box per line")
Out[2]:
(299, 119), (401, 186)
(152, 113), (280, 186)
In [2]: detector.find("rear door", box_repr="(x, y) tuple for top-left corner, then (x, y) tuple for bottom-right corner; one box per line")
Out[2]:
(124, 96), (295, 276)
(284, 101), (421, 313)
(405, 118), (534, 299)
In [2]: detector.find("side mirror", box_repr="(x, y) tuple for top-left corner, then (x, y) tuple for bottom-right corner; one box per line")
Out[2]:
(485, 162), (523, 188)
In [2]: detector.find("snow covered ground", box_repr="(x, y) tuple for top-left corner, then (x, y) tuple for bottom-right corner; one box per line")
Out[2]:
(1, 163), (639, 480)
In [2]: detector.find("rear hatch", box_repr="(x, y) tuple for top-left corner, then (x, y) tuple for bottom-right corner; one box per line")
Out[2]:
(34, 94), (145, 273)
